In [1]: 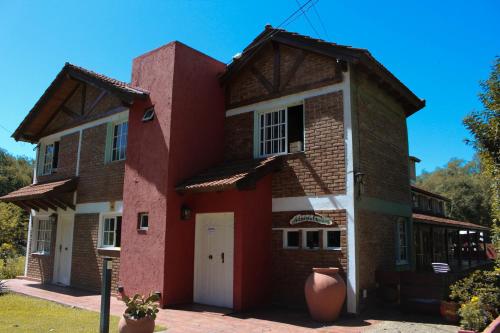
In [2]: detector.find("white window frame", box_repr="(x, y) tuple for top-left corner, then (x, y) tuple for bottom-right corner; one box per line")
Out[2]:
(138, 213), (149, 231)
(98, 213), (122, 250)
(396, 218), (409, 265)
(283, 229), (301, 249)
(255, 103), (305, 158)
(32, 218), (52, 255)
(324, 229), (342, 251)
(111, 121), (128, 162)
(39, 141), (59, 176)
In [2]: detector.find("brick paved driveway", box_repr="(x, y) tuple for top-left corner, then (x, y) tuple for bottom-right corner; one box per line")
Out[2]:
(5, 279), (457, 333)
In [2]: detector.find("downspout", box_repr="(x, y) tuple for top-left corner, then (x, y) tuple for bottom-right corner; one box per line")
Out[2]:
(25, 144), (40, 276)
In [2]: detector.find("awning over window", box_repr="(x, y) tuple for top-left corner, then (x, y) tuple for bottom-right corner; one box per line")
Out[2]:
(176, 156), (282, 193)
(0, 178), (77, 212)
(413, 213), (489, 231)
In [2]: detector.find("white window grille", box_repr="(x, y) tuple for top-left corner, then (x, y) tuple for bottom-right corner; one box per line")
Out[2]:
(35, 219), (52, 254)
(259, 109), (287, 157)
(396, 219), (408, 264)
(112, 122), (128, 161)
(102, 216), (122, 248)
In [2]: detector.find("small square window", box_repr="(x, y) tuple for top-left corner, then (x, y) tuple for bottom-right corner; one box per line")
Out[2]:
(305, 230), (320, 249)
(138, 213), (149, 230)
(142, 107), (155, 122)
(325, 230), (341, 250)
(284, 230), (300, 248)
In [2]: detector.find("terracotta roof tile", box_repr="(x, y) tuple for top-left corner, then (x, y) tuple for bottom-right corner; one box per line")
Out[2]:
(176, 156), (282, 193)
(65, 63), (149, 95)
(413, 213), (489, 231)
(0, 178), (77, 202)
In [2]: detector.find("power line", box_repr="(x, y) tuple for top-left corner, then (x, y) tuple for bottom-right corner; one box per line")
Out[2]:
(311, 1), (330, 39)
(226, 0), (317, 64)
(0, 123), (12, 135)
(295, 0), (321, 39)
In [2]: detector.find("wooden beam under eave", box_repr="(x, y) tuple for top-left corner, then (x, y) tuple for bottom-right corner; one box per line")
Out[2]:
(31, 200), (49, 211)
(50, 198), (67, 210)
(250, 65), (273, 94)
(38, 199), (58, 211)
(272, 42), (280, 93)
(22, 200), (41, 212)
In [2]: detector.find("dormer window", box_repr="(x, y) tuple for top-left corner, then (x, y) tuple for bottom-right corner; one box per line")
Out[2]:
(257, 104), (304, 157)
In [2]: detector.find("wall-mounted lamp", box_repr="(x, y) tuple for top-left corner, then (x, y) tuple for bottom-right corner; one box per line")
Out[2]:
(180, 205), (192, 220)
(354, 172), (365, 195)
(49, 213), (58, 224)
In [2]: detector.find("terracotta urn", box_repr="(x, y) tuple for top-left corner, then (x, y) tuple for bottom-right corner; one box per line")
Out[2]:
(440, 300), (459, 323)
(118, 315), (155, 333)
(304, 267), (346, 322)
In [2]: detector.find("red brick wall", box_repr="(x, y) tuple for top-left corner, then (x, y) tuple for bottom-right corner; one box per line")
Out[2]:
(224, 112), (253, 161)
(77, 124), (125, 203)
(271, 210), (347, 307)
(71, 213), (120, 293)
(26, 219), (57, 283)
(273, 91), (345, 197)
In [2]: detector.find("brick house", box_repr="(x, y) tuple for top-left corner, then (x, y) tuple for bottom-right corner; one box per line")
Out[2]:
(1, 26), (490, 314)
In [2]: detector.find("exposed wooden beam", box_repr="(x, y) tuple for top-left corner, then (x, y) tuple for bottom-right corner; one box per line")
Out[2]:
(80, 84), (87, 115)
(38, 199), (58, 211)
(250, 65), (273, 94)
(281, 50), (306, 90)
(61, 105), (80, 119)
(272, 42), (280, 93)
(36, 83), (81, 138)
(68, 70), (135, 104)
(50, 198), (67, 210)
(85, 90), (107, 116)
(31, 200), (49, 211)
(23, 200), (41, 212)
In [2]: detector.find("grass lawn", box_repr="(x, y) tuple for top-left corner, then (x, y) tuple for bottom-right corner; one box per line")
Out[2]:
(0, 293), (165, 332)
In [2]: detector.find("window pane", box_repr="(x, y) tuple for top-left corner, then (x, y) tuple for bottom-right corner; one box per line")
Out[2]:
(306, 231), (320, 249)
(287, 231), (299, 247)
(327, 231), (341, 248)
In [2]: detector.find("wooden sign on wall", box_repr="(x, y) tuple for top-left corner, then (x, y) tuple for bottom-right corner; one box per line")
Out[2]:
(290, 214), (332, 226)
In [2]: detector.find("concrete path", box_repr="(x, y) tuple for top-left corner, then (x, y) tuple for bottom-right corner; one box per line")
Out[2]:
(5, 279), (458, 333)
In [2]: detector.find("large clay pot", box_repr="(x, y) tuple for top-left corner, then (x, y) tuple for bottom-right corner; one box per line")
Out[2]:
(118, 315), (155, 333)
(440, 300), (459, 323)
(305, 267), (346, 322)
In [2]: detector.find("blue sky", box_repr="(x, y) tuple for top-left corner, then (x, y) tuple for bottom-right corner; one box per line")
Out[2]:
(0, 0), (498, 174)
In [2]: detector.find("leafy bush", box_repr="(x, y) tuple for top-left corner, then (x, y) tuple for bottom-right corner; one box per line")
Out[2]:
(0, 256), (25, 279)
(458, 296), (494, 332)
(122, 293), (160, 320)
(450, 269), (500, 331)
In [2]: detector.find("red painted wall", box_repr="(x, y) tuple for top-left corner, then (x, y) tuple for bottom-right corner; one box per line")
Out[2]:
(120, 41), (226, 306)
(180, 175), (273, 311)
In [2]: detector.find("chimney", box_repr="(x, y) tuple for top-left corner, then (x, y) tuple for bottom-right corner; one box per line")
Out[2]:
(409, 156), (421, 184)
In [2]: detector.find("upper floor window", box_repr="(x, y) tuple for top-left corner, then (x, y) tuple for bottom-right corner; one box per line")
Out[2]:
(40, 141), (59, 175)
(105, 121), (128, 163)
(257, 104), (304, 157)
(112, 122), (128, 161)
(412, 193), (418, 208)
(396, 218), (408, 265)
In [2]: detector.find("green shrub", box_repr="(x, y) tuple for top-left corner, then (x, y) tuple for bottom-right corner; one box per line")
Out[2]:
(449, 268), (500, 330)
(459, 296), (494, 332)
(0, 256), (25, 279)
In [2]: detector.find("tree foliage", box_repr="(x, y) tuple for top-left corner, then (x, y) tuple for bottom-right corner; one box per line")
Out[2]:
(0, 148), (33, 257)
(463, 57), (500, 265)
(417, 158), (492, 226)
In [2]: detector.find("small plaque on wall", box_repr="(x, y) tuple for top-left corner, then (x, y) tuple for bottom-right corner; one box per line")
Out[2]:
(290, 214), (332, 226)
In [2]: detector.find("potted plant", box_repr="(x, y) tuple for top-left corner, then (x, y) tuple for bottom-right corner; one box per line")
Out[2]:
(118, 293), (159, 333)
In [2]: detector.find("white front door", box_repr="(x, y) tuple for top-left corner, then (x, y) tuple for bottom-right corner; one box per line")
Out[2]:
(53, 213), (74, 286)
(194, 213), (234, 308)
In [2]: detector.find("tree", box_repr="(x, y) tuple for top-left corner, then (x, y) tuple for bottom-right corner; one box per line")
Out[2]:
(0, 148), (33, 258)
(463, 57), (500, 264)
(417, 157), (492, 226)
